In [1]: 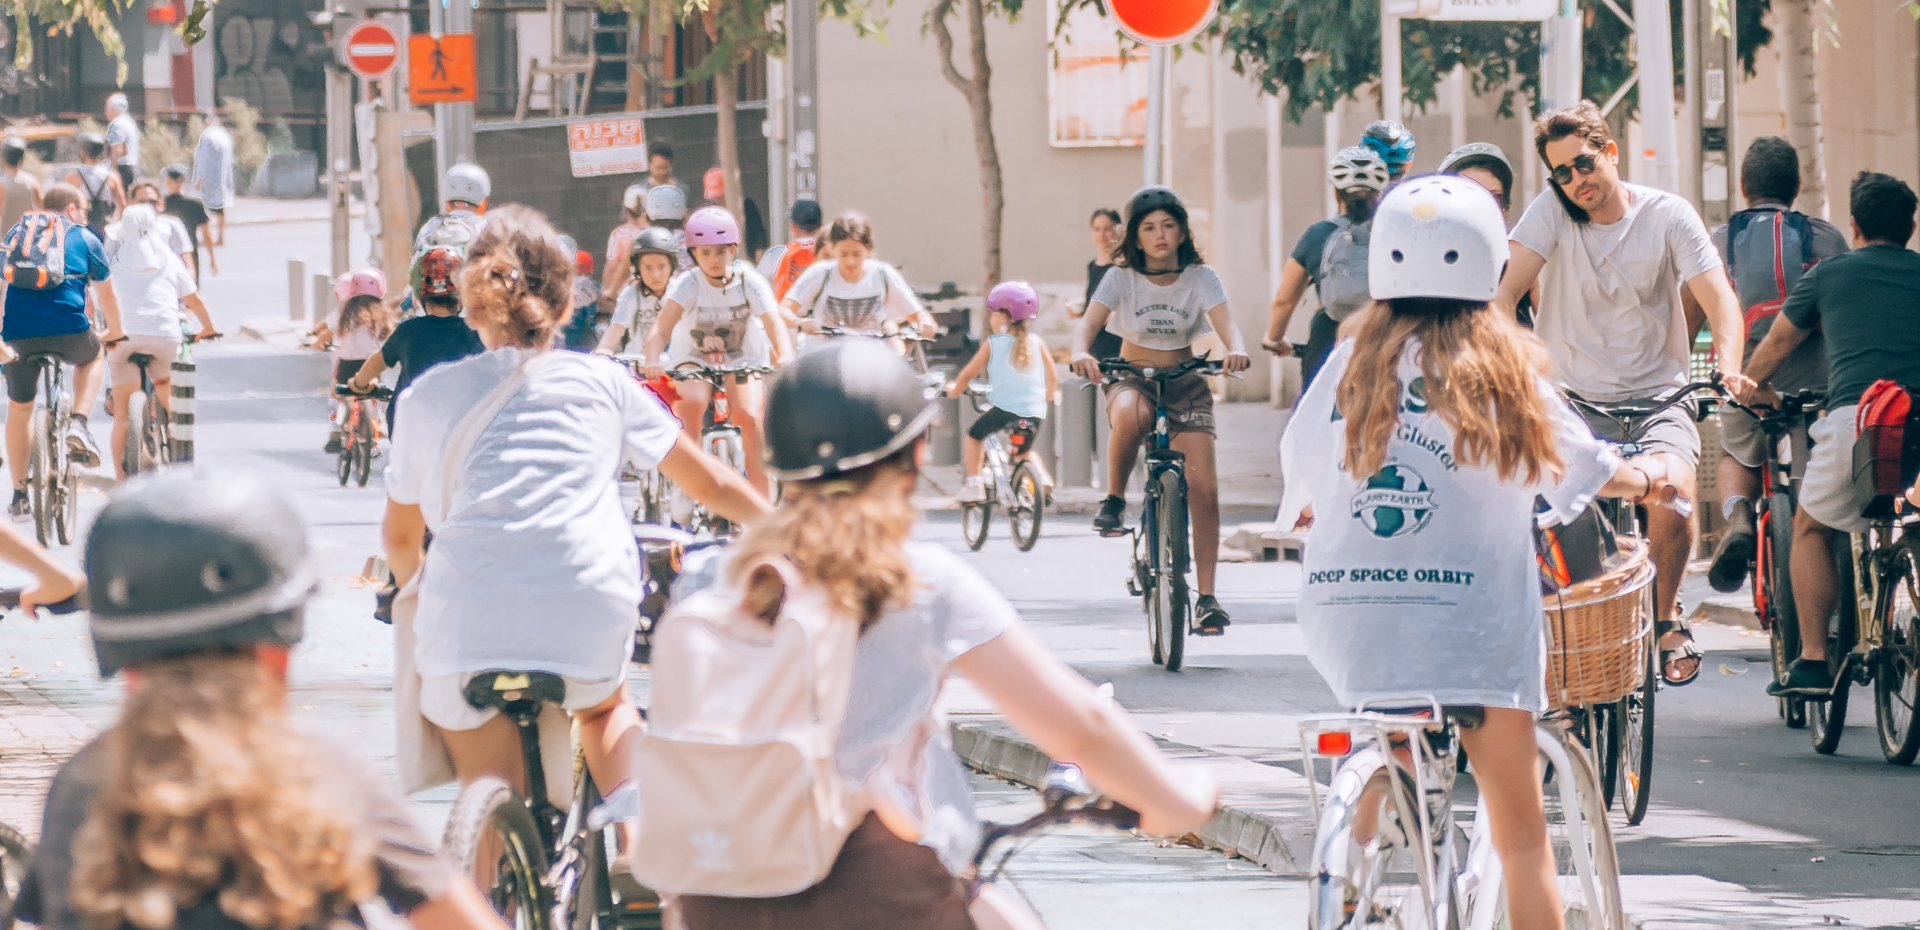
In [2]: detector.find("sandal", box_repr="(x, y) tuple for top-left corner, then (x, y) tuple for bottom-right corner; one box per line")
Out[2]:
(1656, 618), (1703, 686)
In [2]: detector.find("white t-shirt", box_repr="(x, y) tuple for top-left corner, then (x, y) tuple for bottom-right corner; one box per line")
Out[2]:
(1510, 183), (1722, 402)
(610, 285), (665, 337)
(1278, 339), (1619, 712)
(333, 323), (383, 361)
(661, 261), (781, 366)
(193, 124), (235, 209)
(110, 252), (197, 337)
(105, 216), (193, 264)
(385, 348), (681, 681)
(785, 259), (921, 334)
(1090, 265), (1226, 351)
(106, 113), (140, 168)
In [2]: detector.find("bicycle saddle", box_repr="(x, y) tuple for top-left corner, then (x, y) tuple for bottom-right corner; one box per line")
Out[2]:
(462, 670), (567, 712)
(127, 353), (154, 366)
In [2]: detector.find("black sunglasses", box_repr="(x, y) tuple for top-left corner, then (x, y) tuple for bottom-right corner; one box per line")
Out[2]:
(1548, 152), (1604, 187)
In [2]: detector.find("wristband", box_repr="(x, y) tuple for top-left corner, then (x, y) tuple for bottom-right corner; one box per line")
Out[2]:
(1627, 465), (1653, 498)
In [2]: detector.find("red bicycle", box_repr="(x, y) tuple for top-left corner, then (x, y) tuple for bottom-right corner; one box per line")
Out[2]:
(333, 384), (393, 488)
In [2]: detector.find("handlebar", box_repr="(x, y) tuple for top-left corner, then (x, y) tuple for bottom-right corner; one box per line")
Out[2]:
(813, 324), (946, 340)
(668, 365), (774, 382)
(0, 587), (85, 615)
(969, 763), (1140, 876)
(104, 331), (222, 349)
(334, 384), (395, 400)
(1097, 355), (1227, 382)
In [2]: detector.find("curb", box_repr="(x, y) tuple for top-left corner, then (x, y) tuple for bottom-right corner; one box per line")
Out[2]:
(1690, 595), (1761, 631)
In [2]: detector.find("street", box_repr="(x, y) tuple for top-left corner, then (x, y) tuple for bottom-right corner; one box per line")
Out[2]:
(2, 213), (1918, 929)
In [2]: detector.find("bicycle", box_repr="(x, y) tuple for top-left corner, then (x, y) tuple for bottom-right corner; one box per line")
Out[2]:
(1, 819), (31, 930)
(612, 356), (671, 525)
(111, 332), (219, 478)
(1799, 494), (1920, 762)
(1298, 700), (1625, 930)
(18, 351), (79, 547)
(667, 362), (770, 536)
(440, 672), (663, 930)
(968, 763), (1141, 915)
(1097, 355), (1225, 673)
(331, 384), (392, 488)
(958, 383), (1045, 553)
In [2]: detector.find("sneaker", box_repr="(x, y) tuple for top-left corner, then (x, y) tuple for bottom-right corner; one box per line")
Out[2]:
(324, 430), (344, 455)
(1707, 501), (1756, 593)
(1766, 658), (1837, 698)
(956, 477), (986, 503)
(65, 418), (101, 468)
(1092, 495), (1126, 534)
(8, 489), (27, 520)
(1195, 594), (1230, 636)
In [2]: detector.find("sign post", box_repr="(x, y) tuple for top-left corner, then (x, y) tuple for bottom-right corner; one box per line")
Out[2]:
(1107, 0), (1215, 188)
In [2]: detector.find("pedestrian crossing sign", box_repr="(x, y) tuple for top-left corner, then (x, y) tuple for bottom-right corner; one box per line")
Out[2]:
(408, 32), (477, 105)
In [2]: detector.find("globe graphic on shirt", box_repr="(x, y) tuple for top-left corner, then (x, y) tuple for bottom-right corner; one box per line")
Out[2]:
(1350, 464), (1436, 539)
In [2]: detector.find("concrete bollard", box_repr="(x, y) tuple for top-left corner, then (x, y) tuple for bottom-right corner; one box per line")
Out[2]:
(170, 360), (195, 462)
(312, 273), (334, 327)
(929, 393), (962, 466)
(288, 259), (307, 321)
(1034, 400), (1058, 479)
(1058, 376), (1097, 488)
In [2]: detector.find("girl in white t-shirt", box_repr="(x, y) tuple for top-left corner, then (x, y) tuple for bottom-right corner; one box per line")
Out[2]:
(101, 204), (220, 478)
(1070, 187), (1250, 636)
(780, 212), (936, 343)
(1279, 177), (1672, 930)
(595, 226), (679, 356)
(644, 206), (794, 495)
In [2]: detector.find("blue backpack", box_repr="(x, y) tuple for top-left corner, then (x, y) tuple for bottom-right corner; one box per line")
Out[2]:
(1724, 207), (1817, 337)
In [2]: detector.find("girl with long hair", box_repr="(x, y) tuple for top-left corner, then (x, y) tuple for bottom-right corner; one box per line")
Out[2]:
(315, 269), (392, 454)
(779, 211), (937, 340)
(944, 280), (1057, 500)
(1279, 177), (1674, 929)
(594, 226), (679, 356)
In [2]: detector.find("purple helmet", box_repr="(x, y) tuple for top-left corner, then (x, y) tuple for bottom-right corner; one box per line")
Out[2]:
(986, 280), (1039, 322)
(685, 206), (741, 248)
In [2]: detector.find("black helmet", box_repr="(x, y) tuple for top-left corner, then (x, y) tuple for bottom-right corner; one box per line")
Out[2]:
(86, 471), (316, 676)
(75, 132), (106, 160)
(764, 338), (941, 480)
(1127, 185), (1185, 222)
(631, 227), (679, 262)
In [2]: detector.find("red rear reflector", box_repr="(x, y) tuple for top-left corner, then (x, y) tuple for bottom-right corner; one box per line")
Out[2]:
(1316, 731), (1352, 755)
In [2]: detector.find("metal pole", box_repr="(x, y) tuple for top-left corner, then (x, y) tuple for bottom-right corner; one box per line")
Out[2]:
(1145, 45), (1167, 186)
(1381, 7), (1402, 126)
(789, 0), (820, 203)
(1540, 0), (1583, 114)
(766, 49), (787, 246)
(1636, 0), (1681, 192)
(1265, 92), (1286, 408)
(327, 66), (353, 279)
(1692, 0), (1737, 225)
(444, 0), (476, 167)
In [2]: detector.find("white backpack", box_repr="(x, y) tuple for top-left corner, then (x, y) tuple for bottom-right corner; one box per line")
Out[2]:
(630, 558), (868, 897)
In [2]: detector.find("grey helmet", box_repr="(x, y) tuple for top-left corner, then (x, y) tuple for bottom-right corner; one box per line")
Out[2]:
(1126, 185), (1185, 223)
(644, 185), (688, 222)
(630, 226), (680, 268)
(764, 339), (941, 480)
(86, 471), (316, 676)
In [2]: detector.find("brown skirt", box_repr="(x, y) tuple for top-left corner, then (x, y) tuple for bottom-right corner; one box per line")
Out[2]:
(678, 814), (976, 930)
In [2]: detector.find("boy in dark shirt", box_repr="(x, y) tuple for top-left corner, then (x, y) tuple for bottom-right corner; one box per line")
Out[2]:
(344, 288), (485, 433)
(161, 164), (215, 279)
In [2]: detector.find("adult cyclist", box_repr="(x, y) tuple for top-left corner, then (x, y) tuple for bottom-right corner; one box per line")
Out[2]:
(1493, 102), (1752, 687)
(602, 181), (650, 309)
(1262, 147), (1390, 389)
(642, 184), (694, 270)
(1361, 119), (1417, 181)
(413, 163), (490, 257)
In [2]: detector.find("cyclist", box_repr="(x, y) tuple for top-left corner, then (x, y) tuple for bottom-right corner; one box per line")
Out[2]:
(1071, 185), (1251, 636)
(108, 179), (194, 271)
(676, 338), (1217, 929)
(595, 226), (677, 356)
(780, 211), (935, 340)
(559, 239), (604, 351)
(1280, 176), (1673, 930)
(1733, 172), (1920, 696)
(761, 198), (825, 300)
(601, 181), (650, 307)
(412, 163), (490, 258)
(64, 133), (123, 238)
(642, 184), (693, 270)
(381, 205), (767, 833)
(1361, 119), (1417, 180)
(1261, 147), (1390, 390)
(945, 280), (1058, 502)
(1493, 101), (1752, 687)
(315, 269), (392, 453)
(4, 184), (115, 507)
(345, 247), (485, 435)
(103, 92), (140, 190)
(1439, 142), (1514, 212)
(100, 204), (220, 477)
(1703, 137), (1848, 593)
(15, 471), (514, 930)
(643, 206), (793, 495)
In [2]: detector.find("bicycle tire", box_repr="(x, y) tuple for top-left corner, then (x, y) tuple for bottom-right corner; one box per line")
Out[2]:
(336, 420), (354, 486)
(123, 390), (148, 478)
(27, 408), (50, 548)
(443, 776), (553, 930)
(1812, 534), (1857, 755)
(54, 455), (76, 547)
(1, 819), (34, 930)
(961, 501), (992, 551)
(353, 409), (375, 487)
(149, 390), (172, 467)
(1764, 494), (1808, 728)
(1617, 630), (1656, 826)
(1535, 727), (1626, 930)
(1153, 468), (1190, 672)
(1007, 462), (1043, 552)
(1874, 540), (1920, 765)
(1306, 747), (1401, 930)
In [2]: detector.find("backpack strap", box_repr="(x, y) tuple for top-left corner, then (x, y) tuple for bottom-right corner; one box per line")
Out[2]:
(438, 355), (536, 524)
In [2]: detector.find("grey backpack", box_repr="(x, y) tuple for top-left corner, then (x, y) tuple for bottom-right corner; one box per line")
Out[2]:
(1317, 217), (1373, 322)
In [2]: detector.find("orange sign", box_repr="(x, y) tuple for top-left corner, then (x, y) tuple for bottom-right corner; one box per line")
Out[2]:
(408, 33), (477, 105)
(567, 118), (649, 178)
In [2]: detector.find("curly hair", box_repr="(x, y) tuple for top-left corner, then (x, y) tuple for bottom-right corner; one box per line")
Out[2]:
(69, 651), (379, 930)
(460, 204), (574, 348)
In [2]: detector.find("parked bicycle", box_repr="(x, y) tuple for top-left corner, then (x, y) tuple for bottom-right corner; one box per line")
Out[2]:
(1298, 700), (1624, 930)
(111, 331), (219, 478)
(1802, 496), (1920, 761)
(17, 351), (79, 546)
(958, 383), (1046, 552)
(667, 362), (771, 536)
(332, 384), (393, 488)
(1098, 355), (1225, 673)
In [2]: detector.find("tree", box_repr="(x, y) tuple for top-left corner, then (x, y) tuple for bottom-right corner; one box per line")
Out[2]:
(9, 0), (133, 81)
(927, 0), (1013, 290)
(1773, 0), (1829, 216)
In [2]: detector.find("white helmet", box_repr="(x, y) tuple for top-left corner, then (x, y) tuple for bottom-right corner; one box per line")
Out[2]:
(1329, 146), (1391, 193)
(443, 162), (491, 207)
(644, 185), (687, 221)
(623, 182), (649, 214)
(1369, 175), (1510, 303)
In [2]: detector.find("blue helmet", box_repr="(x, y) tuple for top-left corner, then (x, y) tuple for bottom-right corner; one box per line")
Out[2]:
(1361, 120), (1417, 174)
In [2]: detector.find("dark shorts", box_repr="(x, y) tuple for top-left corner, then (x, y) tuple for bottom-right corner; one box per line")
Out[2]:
(1106, 369), (1216, 436)
(116, 164), (137, 190)
(5, 331), (102, 404)
(1300, 309), (1340, 393)
(968, 405), (1041, 442)
(335, 358), (367, 386)
(206, 205), (225, 216)
(1576, 398), (1702, 470)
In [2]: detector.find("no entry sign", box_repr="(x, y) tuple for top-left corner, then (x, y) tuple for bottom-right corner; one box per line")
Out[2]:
(342, 20), (400, 80)
(1108, 0), (1216, 45)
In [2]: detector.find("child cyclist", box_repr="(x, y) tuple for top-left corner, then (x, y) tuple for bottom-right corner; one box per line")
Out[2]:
(945, 280), (1056, 502)
(1278, 176), (1673, 930)
(595, 226), (679, 356)
(315, 268), (392, 453)
(644, 205), (794, 496)
(1070, 185), (1251, 637)
(346, 247), (487, 436)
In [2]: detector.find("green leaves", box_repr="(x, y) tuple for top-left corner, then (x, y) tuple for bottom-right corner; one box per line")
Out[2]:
(11, 0), (136, 80)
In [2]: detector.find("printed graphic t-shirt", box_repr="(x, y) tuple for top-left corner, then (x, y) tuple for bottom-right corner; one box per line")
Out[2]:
(662, 261), (781, 366)
(1278, 339), (1619, 712)
(785, 259), (921, 334)
(1090, 264), (1226, 352)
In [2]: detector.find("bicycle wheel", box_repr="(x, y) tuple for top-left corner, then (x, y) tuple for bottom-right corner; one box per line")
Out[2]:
(1812, 534), (1857, 756)
(353, 409), (375, 487)
(149, 393), (172, 468)
(1874, 540), (1920, 765)
(52, 403), (76, 548)
(27, 408), (50, 547)
(443, 776), (552, 930)
(123, 390), (148, 477)
(336, 427), (354, 486)
(1764, 494), (1808, 729)
(1306, 747), (1411, 930)
(1151, 468), (1190, 672)
(1616, 632), (1656, 826)
(1535, 727), (1626, 930)
(960, 500), (992, 551)
(1007, 462), (1044, 552)
(1, 819), (33, 930)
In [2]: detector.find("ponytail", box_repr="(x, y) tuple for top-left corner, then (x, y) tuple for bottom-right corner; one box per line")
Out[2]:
(459, 204), (574, 349)
(1007, 319), (1033, 371)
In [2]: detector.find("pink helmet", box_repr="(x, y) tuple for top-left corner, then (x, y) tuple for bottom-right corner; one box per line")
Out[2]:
(986, 280), (1040, 322)
(685, 206), (741, 248)
(334, 268), (387, 302)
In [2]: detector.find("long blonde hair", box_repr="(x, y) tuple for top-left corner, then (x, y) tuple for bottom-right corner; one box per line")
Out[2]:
(1337, 298), (1564, 486)
(69, 652), (379, 930)
(727, 447), (919, 628)
(1002, 316), (1034, 371)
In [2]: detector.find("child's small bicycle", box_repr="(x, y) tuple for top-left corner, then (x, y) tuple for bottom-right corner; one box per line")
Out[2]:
(959, 383), (1046, 552)
(333, 384), (393, 488)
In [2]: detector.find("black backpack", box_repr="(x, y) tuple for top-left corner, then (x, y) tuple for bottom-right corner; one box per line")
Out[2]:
(78, 167), (115, 231)
(1, 212), (72, 291)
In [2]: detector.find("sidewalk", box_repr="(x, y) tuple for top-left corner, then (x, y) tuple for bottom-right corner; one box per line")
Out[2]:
(222, 196), (367, 227)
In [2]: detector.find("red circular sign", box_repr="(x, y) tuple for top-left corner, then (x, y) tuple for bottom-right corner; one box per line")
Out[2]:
(343, 21), (401, 79)
(1109, 0), (1217, 45)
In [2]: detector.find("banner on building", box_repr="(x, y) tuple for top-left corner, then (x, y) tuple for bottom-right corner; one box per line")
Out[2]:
(1046, 4), (1149, 148)
(567, 117), (649, 178)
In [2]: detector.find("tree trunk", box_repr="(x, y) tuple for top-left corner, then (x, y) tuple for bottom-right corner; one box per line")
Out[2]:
(714, 63), (746, 222)
(1776, 0), (1827, 218)
(929, 0), (1004, 290)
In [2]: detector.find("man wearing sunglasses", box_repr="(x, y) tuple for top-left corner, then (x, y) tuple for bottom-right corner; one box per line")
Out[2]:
(1493, 101), (1752, 690)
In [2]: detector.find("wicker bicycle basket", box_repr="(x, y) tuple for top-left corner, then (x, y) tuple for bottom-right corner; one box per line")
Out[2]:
(1543, 537), (1656, 708)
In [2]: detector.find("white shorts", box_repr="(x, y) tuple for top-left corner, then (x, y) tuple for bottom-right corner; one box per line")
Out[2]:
(1799, 405), (1875, 534)
(418, 669), (628, 732)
